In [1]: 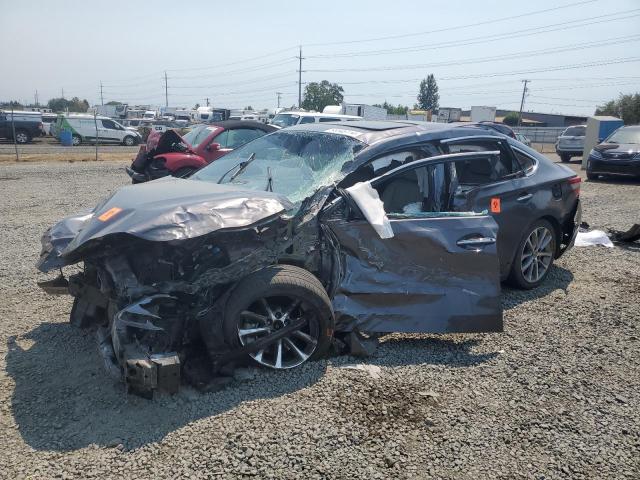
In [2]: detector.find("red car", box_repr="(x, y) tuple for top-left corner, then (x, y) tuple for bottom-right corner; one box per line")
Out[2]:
(127, 120), (277, 183)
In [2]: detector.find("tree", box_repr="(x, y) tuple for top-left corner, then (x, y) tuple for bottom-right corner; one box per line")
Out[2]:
(47, 97), (89, 113)
(502, 111), (520, 126)
(0, 100), (23, 109)
(244, 106), (253, 111)
(301, 80), (344, 112)
(194, 103), (200, 110)
(596, 93), (640, 124)
(105, 101), (123, 106)
(416, 74), (439, 111)
(374, 101), (409, 116)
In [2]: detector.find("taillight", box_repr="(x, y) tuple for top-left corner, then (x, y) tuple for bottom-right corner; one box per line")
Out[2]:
(568, 176), (581, 195)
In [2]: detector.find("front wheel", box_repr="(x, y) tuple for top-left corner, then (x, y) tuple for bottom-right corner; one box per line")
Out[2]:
(508, 219), (556, 289)
(122, 135), (137, 146)
(72, 134), (81, 146)
(222, 265), (334, 370)
(586, 171), (598, 181)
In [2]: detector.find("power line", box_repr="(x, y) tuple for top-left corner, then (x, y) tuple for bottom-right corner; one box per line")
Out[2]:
(305, 34), (640, 73)
(303, 0), (597, 47)
(306, 9), (640, 59)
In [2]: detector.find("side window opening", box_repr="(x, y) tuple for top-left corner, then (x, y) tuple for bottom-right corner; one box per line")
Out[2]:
(374, 161), (466, 216)
(513, 148), (536, 175)
(444, 140), (521, 184)
(299, 116), (315, 124)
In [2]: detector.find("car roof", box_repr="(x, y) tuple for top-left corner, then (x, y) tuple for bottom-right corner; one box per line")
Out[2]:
(277, 111), (361, 119)
(286, 120), (504, 145)
(210, 120), (276, 130)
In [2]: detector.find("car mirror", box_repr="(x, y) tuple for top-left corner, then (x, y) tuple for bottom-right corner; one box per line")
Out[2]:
(206, 142), (221, 151)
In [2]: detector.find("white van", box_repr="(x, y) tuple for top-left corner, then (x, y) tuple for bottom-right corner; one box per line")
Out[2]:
(55, 114), (142, 146)
(269, 111), (362, 128)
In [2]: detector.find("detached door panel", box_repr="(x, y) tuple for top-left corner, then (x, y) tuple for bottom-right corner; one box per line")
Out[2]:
(327, 215), (503, 334)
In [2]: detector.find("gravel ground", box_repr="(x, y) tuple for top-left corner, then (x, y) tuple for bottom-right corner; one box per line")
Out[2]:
(0, 159), (638, 479)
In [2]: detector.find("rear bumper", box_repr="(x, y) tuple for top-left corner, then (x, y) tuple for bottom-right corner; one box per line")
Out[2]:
(558, 199), (581, 258)
(587, 158), (640, 177)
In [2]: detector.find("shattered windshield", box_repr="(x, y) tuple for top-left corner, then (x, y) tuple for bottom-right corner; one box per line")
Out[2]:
(270, 114), (299, 128)
(192, 130), (365, 204)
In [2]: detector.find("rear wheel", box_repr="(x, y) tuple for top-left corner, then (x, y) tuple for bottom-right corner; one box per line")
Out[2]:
(508, 219), (556, 289)
(560, 153), (571, 163)
(14, 129), (30, 144)
(72, 134), (81, 146)
(223, 265), (334, 369)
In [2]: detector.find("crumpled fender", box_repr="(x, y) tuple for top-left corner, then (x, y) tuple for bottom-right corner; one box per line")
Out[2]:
(37, 177), (293, 271)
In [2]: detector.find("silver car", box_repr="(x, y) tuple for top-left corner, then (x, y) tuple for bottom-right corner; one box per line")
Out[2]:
(556, 125), (586, 162)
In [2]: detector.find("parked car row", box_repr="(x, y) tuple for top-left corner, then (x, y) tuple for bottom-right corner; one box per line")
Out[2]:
(37, 119), (582, 395)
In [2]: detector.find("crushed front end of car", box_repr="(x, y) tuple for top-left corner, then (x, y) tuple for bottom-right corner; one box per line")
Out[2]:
(37, 177), (299, 396)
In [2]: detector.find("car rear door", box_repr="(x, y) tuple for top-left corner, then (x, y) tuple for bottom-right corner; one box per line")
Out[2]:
(440, 136), (531, 279)
(322, 154), (503, 334)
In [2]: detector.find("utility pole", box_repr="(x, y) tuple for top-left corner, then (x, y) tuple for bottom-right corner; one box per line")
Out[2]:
(206, 97), (210, 107)
(34, 90), (39, 107)
(518, 80), (529, 127)
(297, 46), (304, 108)
(164, 71), (168, 107)
(276, 92), (282, 109)
(100, 81), (104, 105)
(61, 87), (64, 99)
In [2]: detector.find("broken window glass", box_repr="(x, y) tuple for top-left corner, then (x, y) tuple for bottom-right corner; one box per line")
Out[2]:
(192, 131), (365, 205)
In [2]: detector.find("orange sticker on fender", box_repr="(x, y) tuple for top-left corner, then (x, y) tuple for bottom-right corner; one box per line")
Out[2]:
(490, 197), (501, 213)
(98, 207), (122, 222)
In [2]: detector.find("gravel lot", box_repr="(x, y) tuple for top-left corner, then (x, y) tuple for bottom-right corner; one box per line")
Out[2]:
(0, 159), (638, 479)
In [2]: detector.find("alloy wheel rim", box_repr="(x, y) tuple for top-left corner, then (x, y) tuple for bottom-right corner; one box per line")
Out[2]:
(237, 295), (318, 369)
(521, 227), (554, 283)
(16, 133), (27, 143)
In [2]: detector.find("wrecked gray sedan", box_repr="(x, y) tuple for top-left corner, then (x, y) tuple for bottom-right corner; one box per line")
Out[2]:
(37, 121), (580, 396)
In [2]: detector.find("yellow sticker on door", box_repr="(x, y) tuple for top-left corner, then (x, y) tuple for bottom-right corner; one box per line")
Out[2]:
(98, 207), (122, 222)
(490, 197), (501, 214)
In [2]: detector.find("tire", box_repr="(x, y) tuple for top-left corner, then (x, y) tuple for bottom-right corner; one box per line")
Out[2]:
(14, 129), (30, 144)
(72, 134), (81, 146)
(560, 153), (571, 163)
(122, 135), (137, 147)
(586, 171), (598, 181)
(173, 167), (197, 179)
(507, 218), (557, 290)
(222, 265), (334, 370)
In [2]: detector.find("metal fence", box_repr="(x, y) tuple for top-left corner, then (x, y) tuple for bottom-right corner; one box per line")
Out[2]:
(512, 127), (565, 144)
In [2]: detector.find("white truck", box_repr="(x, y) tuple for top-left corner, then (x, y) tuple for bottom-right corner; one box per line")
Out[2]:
(323, 103), (387, 121)
(92, 104), (128, 119)
(436, 107), (462, 123)
(470, 106), (497, 123)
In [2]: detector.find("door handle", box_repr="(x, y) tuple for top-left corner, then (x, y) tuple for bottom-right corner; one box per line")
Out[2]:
(456, 236), (496, 248)
(517, 192), (533, 202)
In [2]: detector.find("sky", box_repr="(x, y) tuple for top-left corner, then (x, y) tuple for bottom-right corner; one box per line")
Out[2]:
(1, 0), (639, 116)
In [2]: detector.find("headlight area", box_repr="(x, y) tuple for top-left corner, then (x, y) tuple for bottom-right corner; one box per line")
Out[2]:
(589, 149), (603, 160)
